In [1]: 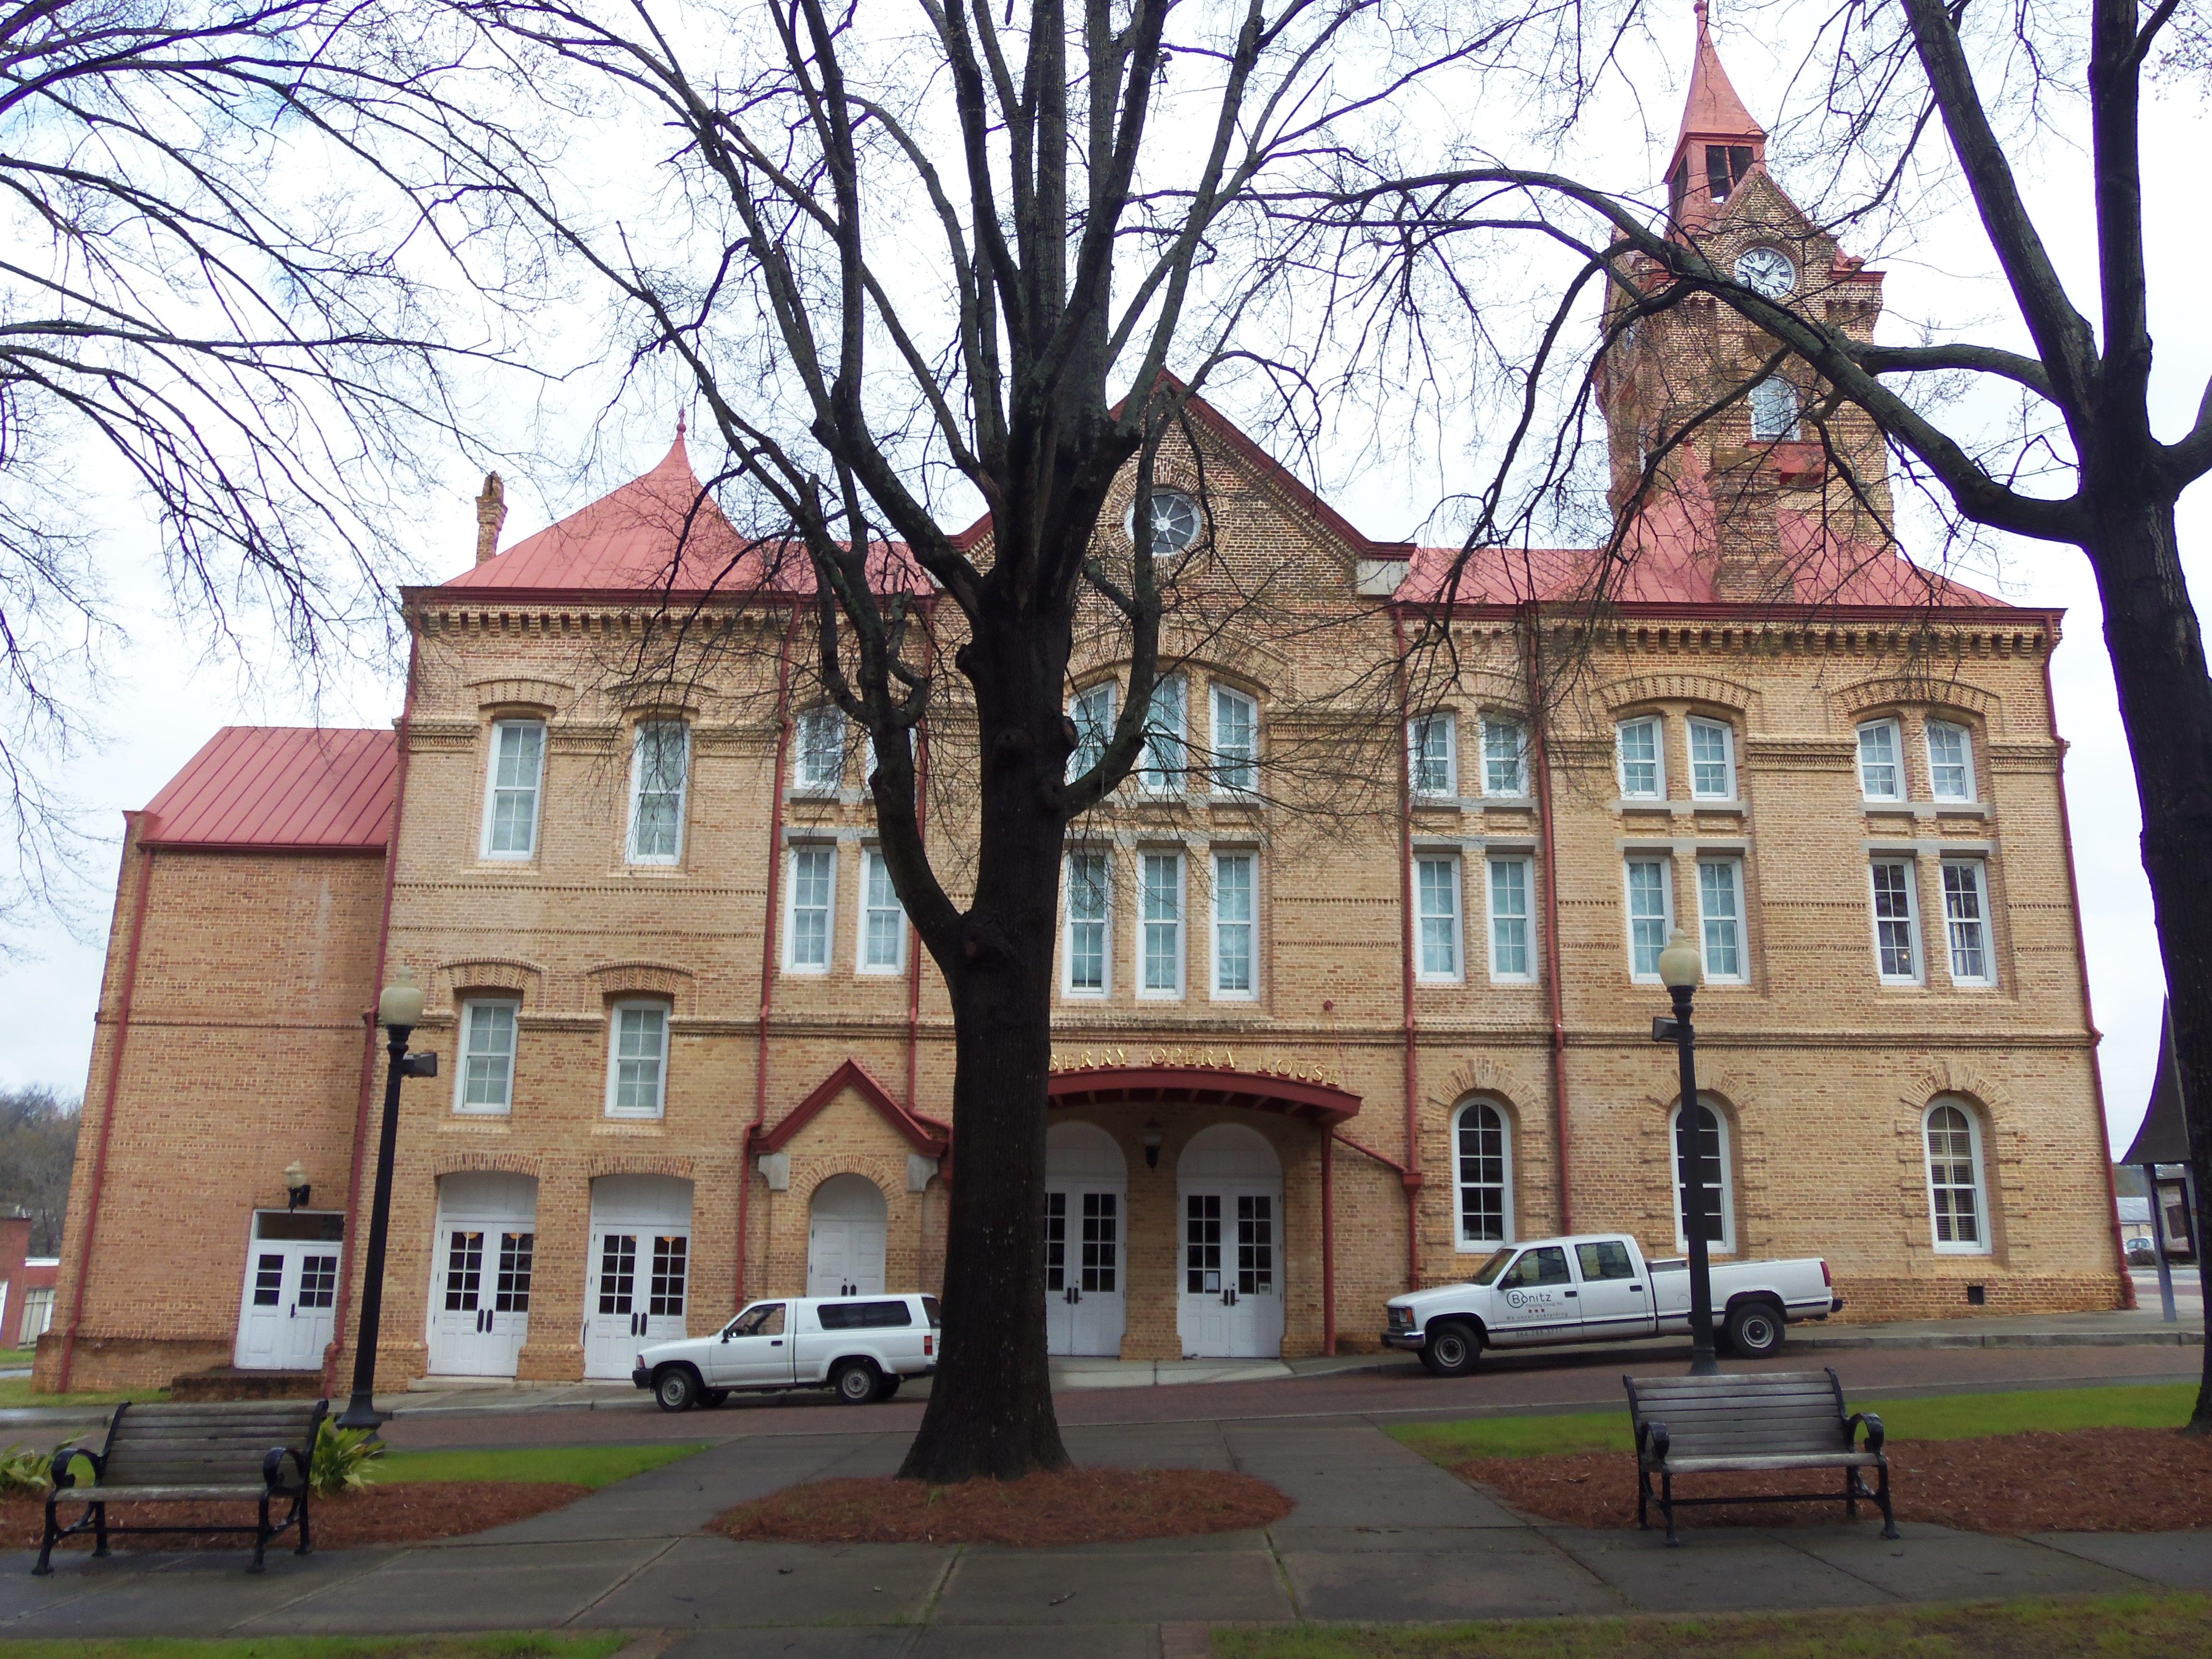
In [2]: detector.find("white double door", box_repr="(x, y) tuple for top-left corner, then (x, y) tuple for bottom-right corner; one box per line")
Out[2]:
(233, 1220), (343, 1370)
(582, 1177), (696, 1379)
(806, 1173), (888, 1298)
(1176, 1122), (1286, 1359)
(426, 1173), (537, 1377)
(1045, 1184), (1127, 1356)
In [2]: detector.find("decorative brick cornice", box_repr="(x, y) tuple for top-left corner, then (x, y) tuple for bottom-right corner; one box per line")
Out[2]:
(586, 1153), (697, 1179)
(466, 675), (576, 714)
(1829, 673), (2003, 733)
(585, 960), (697, 1012)
(1597, 670), (1763, 719)
(432, 1150), (541, 1177)
(439, 958), (544, 1007)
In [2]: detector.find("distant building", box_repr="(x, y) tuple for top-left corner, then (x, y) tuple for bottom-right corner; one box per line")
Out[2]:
(0, 1213), (59, 1352)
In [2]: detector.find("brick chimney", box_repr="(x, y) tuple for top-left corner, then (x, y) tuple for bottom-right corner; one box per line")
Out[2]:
(474, 472), (507, 565)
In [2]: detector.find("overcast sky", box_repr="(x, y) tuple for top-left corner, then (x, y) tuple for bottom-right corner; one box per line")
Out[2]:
(0, 2), (2200, 1165)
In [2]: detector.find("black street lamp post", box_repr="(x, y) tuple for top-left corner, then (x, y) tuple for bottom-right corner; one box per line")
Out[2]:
(338, 966), (437, 1431)
(1652, 927), (1720, 1377)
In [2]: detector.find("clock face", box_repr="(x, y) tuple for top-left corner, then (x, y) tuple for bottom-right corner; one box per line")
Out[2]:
(1734, 246), (1795, 299)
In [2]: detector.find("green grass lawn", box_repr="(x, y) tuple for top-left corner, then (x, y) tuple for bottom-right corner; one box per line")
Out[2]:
(1210, 1593), (2212, 1659)
(1387, 1382), (2198, 1466)
(372, 1443), (707, 1488)
(0, 1636), (625, 1659)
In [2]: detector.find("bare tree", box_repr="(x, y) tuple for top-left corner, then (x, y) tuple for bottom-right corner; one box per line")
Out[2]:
(1307, 0), (2212, 1430)
(1, 0), (509, 937)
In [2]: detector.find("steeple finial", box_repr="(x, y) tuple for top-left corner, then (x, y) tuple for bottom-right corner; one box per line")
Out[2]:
(676, 409), (687, 441)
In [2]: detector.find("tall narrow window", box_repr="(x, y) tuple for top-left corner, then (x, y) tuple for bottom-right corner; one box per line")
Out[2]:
(1482, 716), (1527, 797)
(1212, 851), (1256, 998)
(1688, 718), (1736, 799)
(627, 720), (689, 864)
(1487, 855), (1533, 981)
(1671, 1100), (1735, 1251)
(1138, 674), (1188, 791)
(606, 1002), (669, 1118)
(1453, 1100), (1513, 1248)
(1625, 857), (1672, 979)
(1617, 717), (1663, 799)
(1139, 851), (1184, 997)
(1927, 720), (1976, 802)
(1871, 858), (1921, 983)
(1064, 851), (1110, 996)
(1749, 377), (1801, 440)
(1697, 858), (1746, 982)
(481, 720), (546, 858)
(784, 843), (835, 972)
(1942, 859), (1994, 986)
(1409, 713), (1456, 797)
(1857, 720), (1903, 802)
(1069, 683), (1116, 781)
(1416, 855), (1462, 981)
(858, 848), (906, 974)
(1924, 1100), (1990, 1253)
(793, 707), (844, 793)
(456, 1000), (518, 1115)
(1212, 686), (1259, 793)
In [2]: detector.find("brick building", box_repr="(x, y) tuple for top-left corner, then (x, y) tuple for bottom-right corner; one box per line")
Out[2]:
(38, 20), (2129, 1392)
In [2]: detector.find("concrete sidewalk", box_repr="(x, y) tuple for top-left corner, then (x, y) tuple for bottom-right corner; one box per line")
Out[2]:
(0, 1415), (2203, 1653)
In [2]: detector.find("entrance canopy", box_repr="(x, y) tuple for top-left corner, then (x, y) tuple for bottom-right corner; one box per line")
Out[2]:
(1047, 1063), (1360, 1127)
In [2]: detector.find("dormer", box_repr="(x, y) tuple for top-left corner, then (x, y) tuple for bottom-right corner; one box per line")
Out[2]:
(1665, 1), (1767, 233)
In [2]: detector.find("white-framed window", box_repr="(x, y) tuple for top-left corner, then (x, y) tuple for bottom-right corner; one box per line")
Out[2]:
(1138, 850), (1185, 997)
(1670, 1099), (1736, 1252)
(858, 848), (907, 975)
(1212, 685), (1259, 794)
(1452, 1098), (1514, 1249)
(1617, 717), (1663, 799)
(606, 1001), (669, 1119)
(481, 719), (546, 859)
(626, 720), (689, 864)
(1409, 713), (1457, 798)
(1941, 858), (1994, 986)
(1923, 1098), (1991, 1254)
(1749, 376), (1802, 441)
(793, 706), (845, 793)
(1481, 715), (1527, 797)
(1870, 857), (1922, 983)
(1064, 850), (1111, 996)
(455, 999), (518, 1115)
(783, 842), (836, 973)
(1069, 682), (1116, 781)
(1857, 719), (1903, 802)
(1139, 674), (1188, 792)
(1697, 857), (1746, 983)
(1927, 720), (1976, 802)
(1212, 850), (1256, 998)
(1624, 856), (1673, 980)
(1486, 855), (1534, 981)
(1688, 717), (1736, 800)
(1415, 854), (1463, 982)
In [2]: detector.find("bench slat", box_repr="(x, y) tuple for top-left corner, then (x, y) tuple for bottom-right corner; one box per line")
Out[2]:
(60, 1485), (284, 1502)
(1649, 1453), (1883, 1473)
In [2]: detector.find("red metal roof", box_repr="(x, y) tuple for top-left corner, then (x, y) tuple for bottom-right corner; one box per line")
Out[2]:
(140, 727), (397, 852)
(1675, 0), (1765, 157)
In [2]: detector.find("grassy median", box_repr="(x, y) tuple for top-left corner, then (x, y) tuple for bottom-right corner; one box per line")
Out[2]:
(0, 1638), (625, 1659)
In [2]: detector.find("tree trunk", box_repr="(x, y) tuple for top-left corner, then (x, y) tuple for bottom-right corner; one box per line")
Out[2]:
(897, 613), (1076, 1482)
(2083, 491), (2212, 1433)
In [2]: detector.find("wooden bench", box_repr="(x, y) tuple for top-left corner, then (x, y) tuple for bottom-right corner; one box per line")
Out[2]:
(1623, 1369), (1895, 1545)
(34, 1399), (327, 1575)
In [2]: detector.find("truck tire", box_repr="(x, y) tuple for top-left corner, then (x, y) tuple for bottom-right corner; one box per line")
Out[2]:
(832, 1358), (882, 1405)
(1725, 1299), (1785, 1358)
(654, 1365), (700, 1413)
(1419, 1320), (1483, 1378)
(875, 1375), (903, 1402)
(701, 1389), (731, 1408)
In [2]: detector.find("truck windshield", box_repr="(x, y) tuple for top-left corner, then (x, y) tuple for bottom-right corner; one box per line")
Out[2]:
(1468, 1248), (1516, 1286)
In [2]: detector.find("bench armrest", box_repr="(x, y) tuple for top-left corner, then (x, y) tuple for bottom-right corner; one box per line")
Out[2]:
(48, 1443), (100, 1490)
(1637, 1420), (1671, 1464)
(263, 1444), (310, 1493)
(1846, 1412), (1886, 1455)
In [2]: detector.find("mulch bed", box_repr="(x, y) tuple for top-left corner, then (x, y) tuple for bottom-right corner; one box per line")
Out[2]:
(0, 1481), (588, 1551)
(1456, 1426), (2212, 1535)
(714, 1468), (1293, 1547)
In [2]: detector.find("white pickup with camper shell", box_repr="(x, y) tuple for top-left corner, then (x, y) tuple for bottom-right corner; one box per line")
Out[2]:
(633, 1292), (940, 1410)
(1381, 1233), (1840, 1374)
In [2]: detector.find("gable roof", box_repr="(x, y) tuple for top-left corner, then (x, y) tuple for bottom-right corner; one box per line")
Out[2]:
(139, 727), (397, 852)
(754, 1059), (951, 1157)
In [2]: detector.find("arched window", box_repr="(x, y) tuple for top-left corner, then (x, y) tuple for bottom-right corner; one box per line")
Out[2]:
(1452, 1099), (1513, 1249)
(1924, 1099), (1992, 1254)
(1749, 378), (1801, 441)
(1668, 1098), (1736, 1252)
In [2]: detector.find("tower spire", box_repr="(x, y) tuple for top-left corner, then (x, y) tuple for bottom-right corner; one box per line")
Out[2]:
(1667, 1), (1767, 226)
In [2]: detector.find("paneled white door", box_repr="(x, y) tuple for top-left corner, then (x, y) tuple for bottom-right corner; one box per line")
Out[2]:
(1045, 1186), (1126, 1356)
(806, 1174), (887, 1298)
(1176, 1124), (1285, 1359)
(425, 1173), (537, 1377)
(583, 1230), (690, 1378)
(232, 1239), (341, 1370)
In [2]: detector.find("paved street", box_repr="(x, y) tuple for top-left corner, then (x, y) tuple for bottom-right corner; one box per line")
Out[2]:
(0, 1349), (2204, 1651)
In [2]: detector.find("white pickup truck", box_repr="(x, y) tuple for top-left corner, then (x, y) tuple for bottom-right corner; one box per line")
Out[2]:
(1382, 1233), (1840, 1374)
(632, 1292), (941, 1410)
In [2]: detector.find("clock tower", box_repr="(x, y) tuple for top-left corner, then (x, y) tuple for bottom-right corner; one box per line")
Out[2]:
(1600, 2), (1897, 601)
